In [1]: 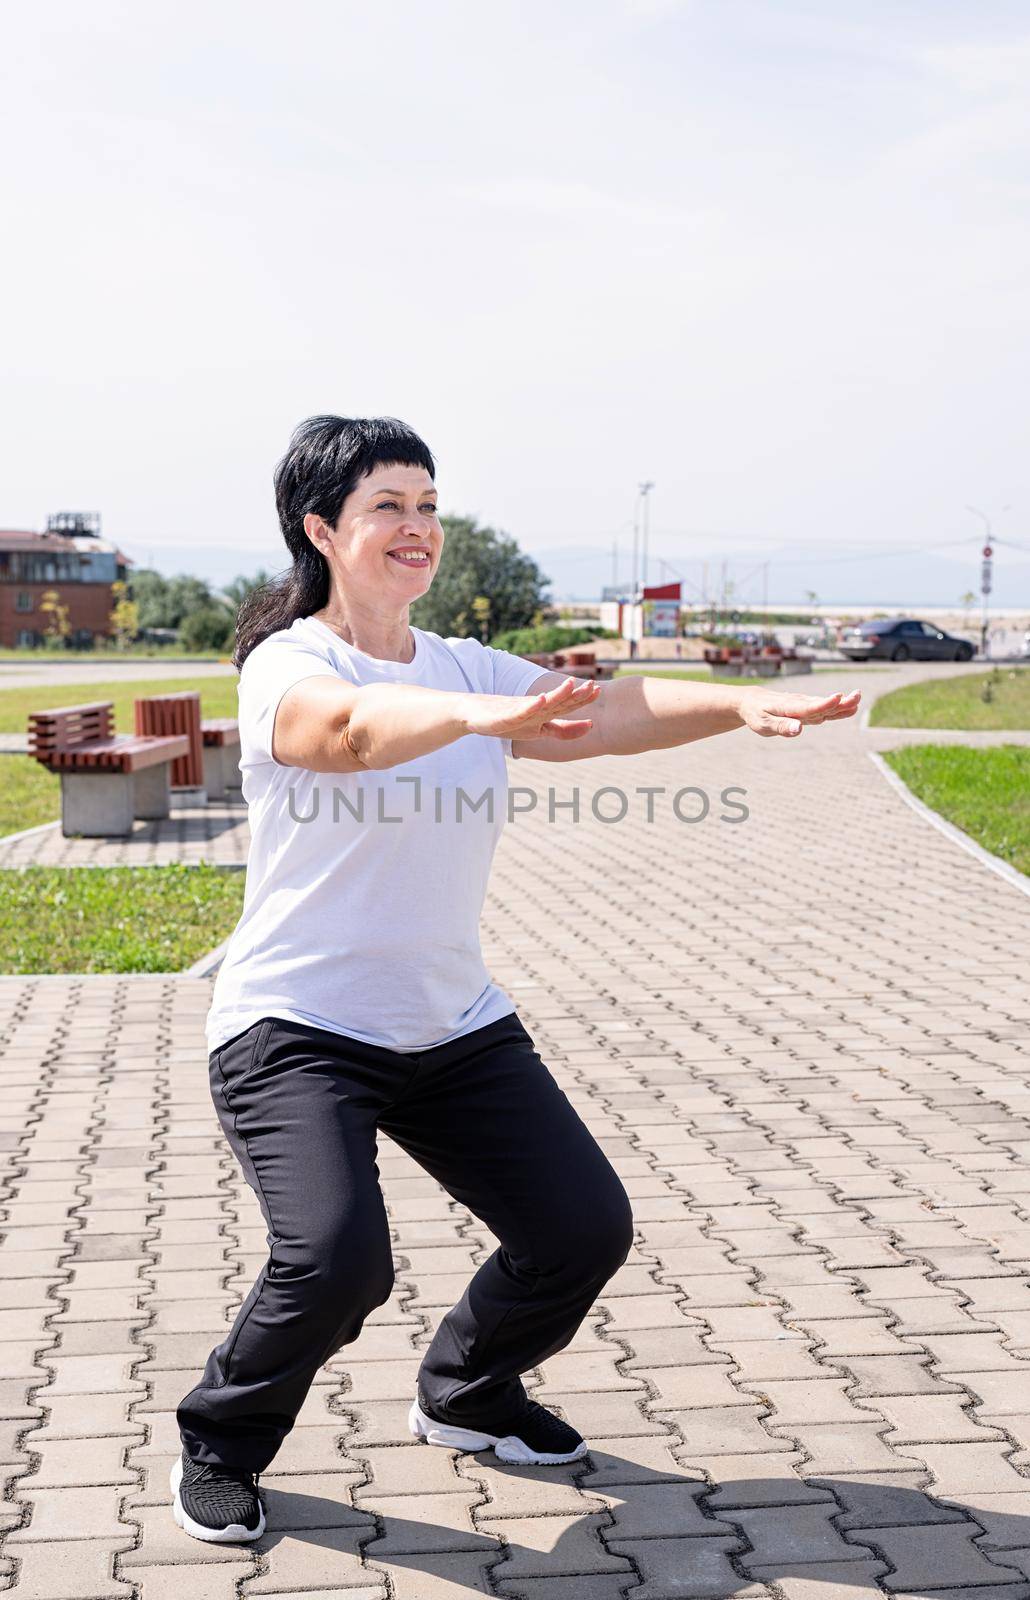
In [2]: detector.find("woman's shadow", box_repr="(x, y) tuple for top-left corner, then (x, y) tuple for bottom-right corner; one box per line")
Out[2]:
(254, 1444), (1030, 1595)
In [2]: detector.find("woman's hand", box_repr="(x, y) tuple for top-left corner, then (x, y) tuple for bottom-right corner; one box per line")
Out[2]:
(737, 686), (862, 738)
(463, 676), (603, 741)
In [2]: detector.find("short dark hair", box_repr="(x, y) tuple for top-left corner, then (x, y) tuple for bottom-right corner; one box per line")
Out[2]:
(233, 415), (436, 667)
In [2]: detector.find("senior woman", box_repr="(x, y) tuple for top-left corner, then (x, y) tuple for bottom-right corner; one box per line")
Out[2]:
(173, 415), (860, 1543)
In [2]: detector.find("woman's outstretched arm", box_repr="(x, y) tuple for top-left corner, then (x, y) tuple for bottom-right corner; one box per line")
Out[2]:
(509, 671), (861, 761)
(270, 673), (602, 772)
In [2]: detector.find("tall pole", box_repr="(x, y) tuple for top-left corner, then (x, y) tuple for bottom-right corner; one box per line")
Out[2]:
(638, 481), (655, 592)
(631, 501), (639, 602)
(967, 504), (1010, 657)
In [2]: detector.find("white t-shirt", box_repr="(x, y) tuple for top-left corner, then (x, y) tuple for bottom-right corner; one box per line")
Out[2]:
(205, 614), (546, 1055)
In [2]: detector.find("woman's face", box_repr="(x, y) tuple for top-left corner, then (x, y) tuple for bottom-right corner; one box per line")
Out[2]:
(314, 462), (443, 608)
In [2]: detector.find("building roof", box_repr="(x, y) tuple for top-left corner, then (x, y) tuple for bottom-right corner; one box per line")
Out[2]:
(0, 529), (133, 564)
(0, 530), (74, 552)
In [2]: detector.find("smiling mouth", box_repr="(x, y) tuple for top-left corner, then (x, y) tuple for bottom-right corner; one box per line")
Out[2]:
(387, 550), (431, 567)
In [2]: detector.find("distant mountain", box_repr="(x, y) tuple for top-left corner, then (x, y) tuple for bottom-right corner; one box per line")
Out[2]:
(118, 535), (1030, 612)
(526, 543), (1030, 611)
(118, 540), (287, 592)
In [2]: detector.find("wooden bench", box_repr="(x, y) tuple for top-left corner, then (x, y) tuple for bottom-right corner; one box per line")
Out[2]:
(135, 691), (204, 795)
(522, 650), (615, 680)
(28, 701), (189, 837)
(702, 644), (812, 678)
(201, 718), (242, 801)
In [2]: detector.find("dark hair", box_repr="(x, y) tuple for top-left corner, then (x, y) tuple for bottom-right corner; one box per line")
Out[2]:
(232, 414), (436, 668)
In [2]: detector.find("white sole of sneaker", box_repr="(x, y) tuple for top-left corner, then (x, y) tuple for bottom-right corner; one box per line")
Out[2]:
(407, 1398), (588, 1465)
(169, 1456), (266, 1544)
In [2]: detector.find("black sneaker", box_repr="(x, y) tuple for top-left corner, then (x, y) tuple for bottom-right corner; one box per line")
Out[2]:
(409, 1387), (587, 1464)
(170, 1449), (265, 1543)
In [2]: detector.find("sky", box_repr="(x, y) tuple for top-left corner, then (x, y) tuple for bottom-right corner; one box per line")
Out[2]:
(2, 0), (1029, 605)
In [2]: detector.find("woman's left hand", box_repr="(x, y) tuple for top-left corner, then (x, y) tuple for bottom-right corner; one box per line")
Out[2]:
(737, 686), (862, 738)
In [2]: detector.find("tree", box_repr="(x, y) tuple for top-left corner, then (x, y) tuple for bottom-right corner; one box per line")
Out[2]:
(960, 589), (976, 623)
(108, 581), (139, 649)
(128, 570), (216, 629)
(470, 595), (492, 644)
(39, 589), (71, 647)
(128, 570), (174, 629)
(411, 515), (549, 638)
(180, 606), (234, 652)
(222, 570), (275, 610)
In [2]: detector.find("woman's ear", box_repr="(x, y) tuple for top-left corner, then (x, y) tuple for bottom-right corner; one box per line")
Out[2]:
(303, 512), (331, 551)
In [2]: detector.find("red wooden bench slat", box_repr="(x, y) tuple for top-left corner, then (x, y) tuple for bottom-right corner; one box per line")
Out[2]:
(28, 699), (115, 721)
(49, 734), (190, 774)
(28, 702), (116, 761)
(134, 693), (203, 787)
(201, 718), (241, 748)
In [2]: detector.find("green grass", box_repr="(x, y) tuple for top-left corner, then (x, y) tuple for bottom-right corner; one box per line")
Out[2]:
(0, 758), (62, 836)
(612, 665), (865, 685)
(883, 744), (1030, 877)
(0, 863), (246, 973)
(615, 667), (764, 685)
(0, 646), (230, 661)
(0, 674), (238, 736)
(871, 667), (1030, 730)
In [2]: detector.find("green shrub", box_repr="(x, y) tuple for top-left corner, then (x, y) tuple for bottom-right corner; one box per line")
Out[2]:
(179, 606), (234, 652)
(489, 624), (617, 654)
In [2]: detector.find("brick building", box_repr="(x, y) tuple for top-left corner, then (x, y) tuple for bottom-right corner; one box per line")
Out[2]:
(0, 513), (133, 648)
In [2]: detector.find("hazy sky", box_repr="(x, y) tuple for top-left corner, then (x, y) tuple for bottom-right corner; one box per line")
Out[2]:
(3, 1), (1028, 599)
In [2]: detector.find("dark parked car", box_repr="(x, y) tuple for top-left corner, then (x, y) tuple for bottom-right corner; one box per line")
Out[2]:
(838, 619), (976, 662)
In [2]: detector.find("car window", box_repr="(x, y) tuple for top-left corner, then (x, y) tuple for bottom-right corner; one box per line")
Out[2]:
(901, 621), (923, 634)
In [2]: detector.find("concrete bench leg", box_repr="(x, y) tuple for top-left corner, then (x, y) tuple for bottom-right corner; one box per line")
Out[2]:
(134, 762), (172, 820)
(202, 743), (228, 802)
(61, 772), (135, 838)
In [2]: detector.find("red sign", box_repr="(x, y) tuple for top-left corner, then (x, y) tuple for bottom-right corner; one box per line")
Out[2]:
(642, 582), (681, 601)
(983, 545), (993, 558)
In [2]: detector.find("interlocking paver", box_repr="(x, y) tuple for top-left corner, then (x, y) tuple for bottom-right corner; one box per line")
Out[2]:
(15, 1437), (138, 1488)
(241, 1527), (373, 1591)
(0, 1539), (135, 1598)
(8, 1486), (131, 1544)
(731, 1503), (874, 1565)
(851, 1521), (1029, 1591)
(3, 662), (1030, 1595)
(595, 1479), (736, 1538)
(606, 1534), (765, 1598)
(122, 1569), (257, 1600)
(478, 1512), (632, 1576)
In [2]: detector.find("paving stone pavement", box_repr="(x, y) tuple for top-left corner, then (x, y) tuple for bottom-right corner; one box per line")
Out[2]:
(1, 663), (1029, 1597)
(0, 801), (249, 869)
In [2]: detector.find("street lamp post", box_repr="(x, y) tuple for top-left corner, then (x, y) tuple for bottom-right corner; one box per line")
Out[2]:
(638, 481), (655, 592)
(631, 503), (639, 605)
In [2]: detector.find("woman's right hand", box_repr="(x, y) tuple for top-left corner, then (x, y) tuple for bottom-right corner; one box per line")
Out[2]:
(462, 677), (602, 742)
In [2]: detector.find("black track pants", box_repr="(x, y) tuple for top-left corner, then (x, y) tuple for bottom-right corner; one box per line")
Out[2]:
(176, 1010), (634, 1473)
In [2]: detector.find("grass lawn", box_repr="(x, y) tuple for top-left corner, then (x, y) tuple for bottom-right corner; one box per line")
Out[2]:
(0, 647), (229, 662)
(871, 667), (1030, 730)
(0, 863), (246, 973)
(0, 758), (62, 836)
(883, 743), (1030, 877)
(613, 666), (827, 686)
(612, 665), (874, 685)
(0, 674), (239, 736)
(615, 667), (768, 686)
